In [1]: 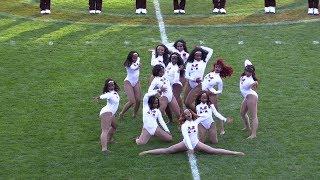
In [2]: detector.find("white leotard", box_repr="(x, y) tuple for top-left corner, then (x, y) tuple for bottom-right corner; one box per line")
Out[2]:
(240, 59), (258, 98)
(148, 76), (173, 102)
(124, 58), (140, 87)
(239, 75), (258, 98)
(99, 90), (120, 116)
(166, 42), (189, 63)
(151, 50), (166, 67)
(202, 72), (223, 95)
(165, 62), (181, 86)
(181, 117), (207, 150)
(142, 90), (170, 135)
(185, 46), (213, 89)
(196, 102), (227, 129)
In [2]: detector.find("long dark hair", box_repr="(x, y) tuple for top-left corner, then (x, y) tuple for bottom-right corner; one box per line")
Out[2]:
(123, 51), (139, 67)
(102, 78), (120, 93)
(173, 39), (188, 53)
(241, 65), (258, 81)
(195, 91), (211, 106)
(186, 47), (209, 63)
(155, 44), (170, 66)
(179, 109), (198, 125)
(148, 96), (160, 110)
(213, 59), (233, 78)
(169, 52), (184, 66)
(152, 64), (165, 77)
(169, 52), (185, 77)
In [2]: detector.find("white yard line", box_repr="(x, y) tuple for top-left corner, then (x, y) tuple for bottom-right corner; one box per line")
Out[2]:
(187, 153), (201, 180)
(153, 0), (200, 179)
(153, 0), (169, 44)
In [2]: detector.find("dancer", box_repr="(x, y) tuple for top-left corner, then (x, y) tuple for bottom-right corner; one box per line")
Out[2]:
(240, 60), (259, 139)
(184, 46), (213, 112)
(149, 65), (181, 123)
(94, 79), (120, 154)
(202, 59), (233, 135)
(166, 39), (189, 63)
(136, 88), (172, 145)
(165, 53), (185, 111)
(195, 91), (232, 144)
(139, 109), (244, 156)
(119, 51), (141, 119)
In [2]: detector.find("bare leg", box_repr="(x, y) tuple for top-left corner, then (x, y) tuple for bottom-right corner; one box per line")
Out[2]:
(183, 81), (191, 103)
(209, 94), (225, 135)
(185, 85), (201, 112)
(133, 81), (141, 118)
(168, 96), (181, 118)
(100, 112), (113, 151)
(240, 98), (251, 133)
(195, 141), (244, 155)
(208, 123), (218, 144)
(154, 127), (172, 142)
(173, 83), (183, 111)
(107, 116), (117, 142)
(136, 128), (152, 145)
(198, 124), (207, 142)
(246, 95), (258, 139)
(139, 141), (187, 155)
(119, 81), (136, 118)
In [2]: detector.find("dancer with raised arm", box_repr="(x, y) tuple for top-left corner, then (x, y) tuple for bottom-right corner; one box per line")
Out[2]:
(136, 87), (172, 145)
(94, 79), (120, 154)
(240, 60), (259, 139)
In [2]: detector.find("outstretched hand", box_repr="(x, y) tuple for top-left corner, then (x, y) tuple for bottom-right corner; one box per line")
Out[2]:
(226, 117), (233, 124)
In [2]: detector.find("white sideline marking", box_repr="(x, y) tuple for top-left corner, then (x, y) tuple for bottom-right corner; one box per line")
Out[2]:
(187, 153), (201, 180)
(312, 41), (319, 44)
(153, 0), (200, 179)
(274, 40), (282, 44)
(153, 0), (168, 44)
(238, 40), (244, 45)
(48, 41), (53, 45)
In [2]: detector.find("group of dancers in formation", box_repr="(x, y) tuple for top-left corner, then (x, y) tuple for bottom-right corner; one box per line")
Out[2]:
(94, 39), (260, 156)
(39, 0), (319, 15)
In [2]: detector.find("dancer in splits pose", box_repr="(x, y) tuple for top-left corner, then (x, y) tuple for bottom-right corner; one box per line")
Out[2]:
(139, 109), (244, 156)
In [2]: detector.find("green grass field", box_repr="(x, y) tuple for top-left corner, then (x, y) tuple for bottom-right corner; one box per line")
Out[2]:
(0, 0), (319, 179)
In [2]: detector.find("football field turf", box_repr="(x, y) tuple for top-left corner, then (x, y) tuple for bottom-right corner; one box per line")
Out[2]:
(0, 0), (319, 179)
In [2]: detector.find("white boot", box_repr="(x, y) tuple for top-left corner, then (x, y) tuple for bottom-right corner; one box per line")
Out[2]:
(89, 10), (95, 14)
(179, 9), (185, 14)
(141, 9), (147, 14)
(173, 10), (179, 14)
(40, 10), (46, 14)
(212, 8), (219, 13)
(220, 8), (226, 14)
(308, 8), (313, 15)
(269, 6), (275, 14)
(264, 7), (270, 13)
(95, 10), (101, 14)
(314, 8), (319, 15)
(136, 9), (142, 14)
